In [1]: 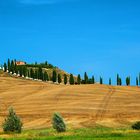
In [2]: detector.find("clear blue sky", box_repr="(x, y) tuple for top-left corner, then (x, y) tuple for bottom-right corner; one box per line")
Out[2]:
(0, 0), (140, 84)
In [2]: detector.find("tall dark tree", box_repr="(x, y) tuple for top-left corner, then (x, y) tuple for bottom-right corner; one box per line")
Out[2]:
(84, 72), (88, 84)
(19, 66), (23, 77)
(30, 68), (34, 79)
(119, 78), (122, 86)
(14, 63), (18, 74)
(77, 74), (81, 85)
(22, 66), (27, 77)
(117, 74), (122, 86)
(52, 70), (57, 83)
(117, 74), (119, 85)
(139, 73), (140, 86)
(58, 74), (62, 84)
(7, 59), (11, 72)
(45, 61), (48, 65)
(92, 76), (95, 84)
(69, 74), (74, 85)
(136, 77), (139, 86)
(43, 71), (49, 81)
(11, 60), (15, 74)
(126, 76), (130, 86)
(34, 69), (38, 79)
(64, 74), (67, 85)
(38, 66), (43, 80)
(100, 77), (103, 84)
(27, 69), (30, 78)
(109, 78), (111, 85)
(4, 63), (7, 72)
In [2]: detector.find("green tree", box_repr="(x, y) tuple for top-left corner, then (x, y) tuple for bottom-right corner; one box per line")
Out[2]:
(64, 74), (67, 85)
(43, 71), (49, 81)
(126, 76), (130, 86)
(77, 74), (81, 85)
(132, 121), (140, 130)
(92, 76), (95, 84)
(4, 63), (7, 72)
(136, 77), (139, 86)
(139, 73), (140, 86)
(2, 107), (23, 133)
(22, 66), (27, 77)
(19, 66), (23, 77)
(38, 66), (43, 80)
(34, 69), (38, 79)
(100, 77), (103, 84)
(7, 59), (11, 72)
(52, 112), (66, 133)
(11, 60), (15, 74)
(109, 78), (111, 85)
(14, 62), (18, 74)
(30, 68), (34, 79)
(84, 72), (88, 84)
(119, 78), (122, 86)
(69, 74), (74, 85)
(52, 70), (57, 83)
(27, 69), (30, 78)
(58, 74), (62, 84)
(117, 74), (119, 85)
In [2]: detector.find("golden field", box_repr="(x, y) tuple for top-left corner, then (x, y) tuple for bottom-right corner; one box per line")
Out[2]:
(0, 72), (140, 130)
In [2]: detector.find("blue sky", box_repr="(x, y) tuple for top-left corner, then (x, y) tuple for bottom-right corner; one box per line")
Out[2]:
(0, 0), (140, 84)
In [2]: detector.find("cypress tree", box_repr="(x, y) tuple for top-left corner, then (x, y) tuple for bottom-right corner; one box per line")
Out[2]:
(22, 66), (27, 77)
(38, 66), (43, 80)
(139, 73), (140, 86)
(136, 77), (139, 86)
(14, 63), (18, 74)
(58, 74), (62, 84)
(84, 72), (88, 84)
(52, 70), (57, 83)
(4, 63), (7, 72)
(34, 69), (38, 79)
(117, 74), (119, 85)
(119, 78), (122, 86)
(100, 77), (103, 84)
(64, 74), (67, 85)
(92, 76), (95, 84)
(11, 60), (15, 74)
(43, 71), (49, 81)
(126, 76), (130, 86)
(30, 68), (34, 79)
(19, 66), (23, 77)
(69, 74), (74, 85)
(27, 69), (30, 78)
(7, 59), (11, 72)
(77, 74), (81, 85)
(109, 78), (111, 85)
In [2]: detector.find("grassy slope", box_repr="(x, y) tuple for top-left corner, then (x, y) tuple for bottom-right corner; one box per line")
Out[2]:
(0, 126), (140, 139)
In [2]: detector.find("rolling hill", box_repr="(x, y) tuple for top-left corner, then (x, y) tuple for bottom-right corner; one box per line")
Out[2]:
(0, 71), (140, 130)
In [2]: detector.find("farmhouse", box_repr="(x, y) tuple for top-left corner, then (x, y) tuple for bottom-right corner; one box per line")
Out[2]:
(16, 61), (26, 66)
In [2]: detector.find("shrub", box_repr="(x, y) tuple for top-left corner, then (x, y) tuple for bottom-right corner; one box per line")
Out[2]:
(52, 112), (66, 133)
(132, 121), (140, 130)
(2, 107), (23, 133)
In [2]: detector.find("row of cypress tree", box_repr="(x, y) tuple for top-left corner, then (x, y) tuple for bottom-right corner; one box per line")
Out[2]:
(3, 59), (140, 86)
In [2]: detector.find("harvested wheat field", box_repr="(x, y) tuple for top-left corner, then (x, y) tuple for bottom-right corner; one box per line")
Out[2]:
(0, 72), (140, 130)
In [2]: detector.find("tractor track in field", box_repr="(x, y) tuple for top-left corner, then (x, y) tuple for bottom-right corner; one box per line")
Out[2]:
(94, 85), (116, 121)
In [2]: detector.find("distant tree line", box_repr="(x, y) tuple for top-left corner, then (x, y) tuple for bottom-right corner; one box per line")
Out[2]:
(3, 59), (140, 86)
(26, 61), (55, 69)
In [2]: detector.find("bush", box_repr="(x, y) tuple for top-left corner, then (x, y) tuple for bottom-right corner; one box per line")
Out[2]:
(52, 112), (66, 133)
(132, 121), (140, 130)
(2, 107), (23, 133)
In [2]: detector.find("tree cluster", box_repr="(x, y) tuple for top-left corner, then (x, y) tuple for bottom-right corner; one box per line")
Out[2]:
(3, 59), (140, 86)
